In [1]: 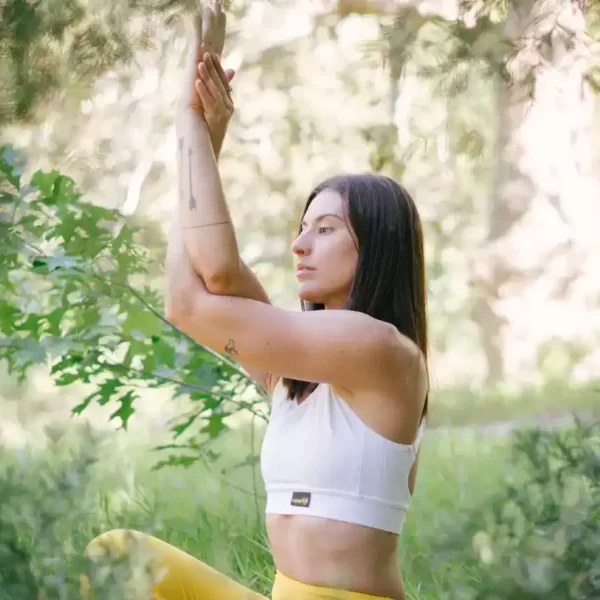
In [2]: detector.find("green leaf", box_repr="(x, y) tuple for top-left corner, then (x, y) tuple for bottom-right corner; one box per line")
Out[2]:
(0, 191), (17, 224)
(55, 371), (82, 386)
(96, 378), (124, 405)
(171, 414), (200, 438)
(152, 455), (201, 470)
(151, 337), (176, 369)
(110, 390), (137, 428)
(0, 145), (23, 189)
(45, 308), (65, 336)
(46, 255), (81, 272)
(72, 394), (94, 416)
(50, 354), (84, 375)
(1, 338), (47, 367)
(122, 310), (163, 338)
(0, 303), (21, 334)
(227, 453), (261, 471)
(30, 170), (62, 198)
(187, 391), (221, 411)
(201, 414), (228, 438)
(50, 174), (79, 205)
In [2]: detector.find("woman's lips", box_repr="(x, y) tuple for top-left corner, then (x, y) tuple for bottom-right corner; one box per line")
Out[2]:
(296, 265), (315, 277)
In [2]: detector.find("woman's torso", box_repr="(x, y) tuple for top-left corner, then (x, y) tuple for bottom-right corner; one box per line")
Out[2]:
(261, 381), (424, 600)
(266, 514), (405, 599)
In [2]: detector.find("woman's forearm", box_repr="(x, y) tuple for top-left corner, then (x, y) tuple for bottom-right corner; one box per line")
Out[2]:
(176, 108), (241, 290)
(175, 37), (269, 304)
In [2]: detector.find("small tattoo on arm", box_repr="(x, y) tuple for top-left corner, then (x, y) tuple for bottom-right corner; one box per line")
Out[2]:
(178, 137), (184, 201)
(187, 147), (196, 210)
(224, 339), (238, 355)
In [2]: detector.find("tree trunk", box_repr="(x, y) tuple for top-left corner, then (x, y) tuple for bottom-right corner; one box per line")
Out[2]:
(471, 0), (598, 384)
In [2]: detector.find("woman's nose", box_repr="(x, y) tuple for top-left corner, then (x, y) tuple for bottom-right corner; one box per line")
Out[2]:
(291, 233), (311, 256)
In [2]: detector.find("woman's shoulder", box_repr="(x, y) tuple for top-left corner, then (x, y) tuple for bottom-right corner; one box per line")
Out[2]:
(391, 330), (428, 382)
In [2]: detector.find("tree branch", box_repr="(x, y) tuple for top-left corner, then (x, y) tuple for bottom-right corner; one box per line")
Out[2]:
(22, 238), (269, 397)
(337, 0), (413, 16)
(336, 0), (457, 18)
(71, 265), (262, 390)
(100, 361), (268, 422)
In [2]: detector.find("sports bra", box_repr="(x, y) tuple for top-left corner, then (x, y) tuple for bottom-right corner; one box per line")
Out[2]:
(260, 380), (425, 535)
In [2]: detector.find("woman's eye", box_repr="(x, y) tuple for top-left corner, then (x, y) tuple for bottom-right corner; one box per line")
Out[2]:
(318, 226), (333, 234)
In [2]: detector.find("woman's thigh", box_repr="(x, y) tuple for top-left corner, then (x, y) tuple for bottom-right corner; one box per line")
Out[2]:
(83, 529), (267, 600)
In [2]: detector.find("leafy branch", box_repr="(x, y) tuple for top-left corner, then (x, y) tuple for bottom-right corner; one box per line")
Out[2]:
(0, 144), (266, 465)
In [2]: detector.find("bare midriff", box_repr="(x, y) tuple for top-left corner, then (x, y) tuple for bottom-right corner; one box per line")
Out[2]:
(266, 514), (406, 600)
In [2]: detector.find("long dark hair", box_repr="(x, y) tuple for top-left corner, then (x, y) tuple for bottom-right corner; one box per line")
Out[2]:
(282, 173), (429, 415)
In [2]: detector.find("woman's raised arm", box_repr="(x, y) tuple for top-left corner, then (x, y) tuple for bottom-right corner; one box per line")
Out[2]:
(172, 2), (273, 390)
(176, 2), (270, 305)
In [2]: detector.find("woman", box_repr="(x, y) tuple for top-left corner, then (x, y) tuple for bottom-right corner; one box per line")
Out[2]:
(84, 4), (428, 599)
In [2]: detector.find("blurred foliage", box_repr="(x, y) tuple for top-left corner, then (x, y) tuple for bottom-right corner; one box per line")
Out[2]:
(0, 429), (159, 599)
(0, 430), (96, 599)
(4, 0), (600, 127)
(0, 0), (188, 126)
(0, 144), (267, 467)
(412, 0), (600, 92)
(427, 379), (600, 428)
(2, 0), (598, 195)
(443, 418), (600, 599)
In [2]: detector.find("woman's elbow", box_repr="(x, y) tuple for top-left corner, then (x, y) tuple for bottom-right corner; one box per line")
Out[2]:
(165, 299), (186, 328)
(185, 244), (241, 297)
(164, 287), (195, 328)
(203, 268), (239, 296)
(165, 282), (219, 333)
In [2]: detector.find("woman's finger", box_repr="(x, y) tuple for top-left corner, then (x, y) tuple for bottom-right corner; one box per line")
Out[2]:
(202, 3), (216, 53)
(213, 1), (227, 57)
(210, 53), (234, 99)
(194, 77), (213, 111)
(204, 53), (233, 108)
(201, 0), (226, 57)
(199, 53), (225, 101)
(198, 60), (221, 102)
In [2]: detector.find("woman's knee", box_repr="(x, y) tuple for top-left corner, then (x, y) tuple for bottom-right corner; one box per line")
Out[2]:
(82, 529), (160, 598)
(84, 528), (150, 560)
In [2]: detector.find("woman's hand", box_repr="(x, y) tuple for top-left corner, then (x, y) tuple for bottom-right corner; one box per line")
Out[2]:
(180, 0), (234, 157)
(195, 53), (235, 139)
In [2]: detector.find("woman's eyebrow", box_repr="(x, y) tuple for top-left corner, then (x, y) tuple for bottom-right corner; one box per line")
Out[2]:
(301, 213), (344, 226)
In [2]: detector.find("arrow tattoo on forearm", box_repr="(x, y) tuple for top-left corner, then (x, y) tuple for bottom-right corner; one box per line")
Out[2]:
(188, 146), (197, 211)
(178, 137), (184, 203)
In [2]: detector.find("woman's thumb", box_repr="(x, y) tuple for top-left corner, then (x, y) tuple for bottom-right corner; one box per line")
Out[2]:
(225, 69), (236, 83)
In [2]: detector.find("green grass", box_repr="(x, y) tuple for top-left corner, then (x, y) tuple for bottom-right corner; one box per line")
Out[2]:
(0, 422), (514, 599)
(428, 378), (600, 428)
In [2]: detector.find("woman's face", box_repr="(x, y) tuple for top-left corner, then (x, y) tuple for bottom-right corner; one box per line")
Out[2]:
(291, 189), (359, 309)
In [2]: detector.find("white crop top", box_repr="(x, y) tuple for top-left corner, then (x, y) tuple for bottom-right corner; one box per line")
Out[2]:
(260, 380), (425, 535)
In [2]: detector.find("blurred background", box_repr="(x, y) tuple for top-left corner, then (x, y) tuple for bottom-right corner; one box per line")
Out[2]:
(0, 0), (600, 598)
(3, 0), (600, 436)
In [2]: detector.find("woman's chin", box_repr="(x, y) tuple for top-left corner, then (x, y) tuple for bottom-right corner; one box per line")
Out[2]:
(298, 286), (350, 310)
(297, 283), (325, 305)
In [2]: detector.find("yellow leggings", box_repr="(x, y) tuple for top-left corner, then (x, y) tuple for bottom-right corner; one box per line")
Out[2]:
(82, 529), (391, 600)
